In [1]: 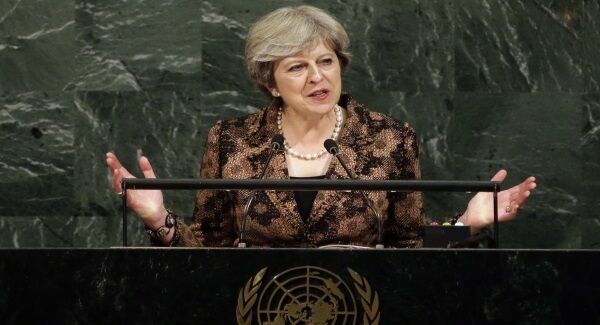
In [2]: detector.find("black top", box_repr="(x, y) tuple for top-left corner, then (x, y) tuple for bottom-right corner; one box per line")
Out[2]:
(290, 175), (326, 221)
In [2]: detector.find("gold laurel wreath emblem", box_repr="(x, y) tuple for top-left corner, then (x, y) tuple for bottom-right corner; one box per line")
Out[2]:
(236, 267), (267, 325)
(236, 267), (379, 325)
(348, 268), (380, 325)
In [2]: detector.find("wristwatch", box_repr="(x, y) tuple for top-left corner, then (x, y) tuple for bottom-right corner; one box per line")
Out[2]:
(146, 209), (176, 240)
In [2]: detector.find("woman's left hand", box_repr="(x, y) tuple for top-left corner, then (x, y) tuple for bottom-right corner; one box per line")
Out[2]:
(460, 169), (537, 233)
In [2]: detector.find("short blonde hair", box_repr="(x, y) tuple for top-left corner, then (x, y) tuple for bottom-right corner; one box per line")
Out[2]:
(245, 5), (350, 97)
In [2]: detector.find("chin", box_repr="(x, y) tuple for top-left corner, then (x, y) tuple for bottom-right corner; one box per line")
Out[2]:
(308, 102), (337, 115)
(306, 94), (340, 112)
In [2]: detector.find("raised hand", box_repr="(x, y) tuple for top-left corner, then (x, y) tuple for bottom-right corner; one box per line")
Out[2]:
(461, 169), (537, 232)
(106, 152), (167, 227)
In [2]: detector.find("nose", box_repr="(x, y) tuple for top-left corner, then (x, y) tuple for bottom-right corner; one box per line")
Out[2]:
(308, 63), (323, 84)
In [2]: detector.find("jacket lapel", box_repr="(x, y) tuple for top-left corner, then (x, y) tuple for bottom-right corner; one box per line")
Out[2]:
(252, 105), (305, 231)
(307, 101), (362, 225)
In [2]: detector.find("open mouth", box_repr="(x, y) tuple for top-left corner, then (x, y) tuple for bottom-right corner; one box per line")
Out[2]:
(308, 89), (330, 99)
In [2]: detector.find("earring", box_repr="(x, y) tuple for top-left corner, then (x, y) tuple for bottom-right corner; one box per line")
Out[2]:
(272, 90), (280, 97)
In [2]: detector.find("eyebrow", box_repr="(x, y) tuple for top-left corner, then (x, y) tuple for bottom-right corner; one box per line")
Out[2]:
(281, 53), (334, 66)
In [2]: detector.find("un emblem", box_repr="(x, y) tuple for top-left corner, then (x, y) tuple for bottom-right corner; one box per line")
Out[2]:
(236, 266), (380, 325)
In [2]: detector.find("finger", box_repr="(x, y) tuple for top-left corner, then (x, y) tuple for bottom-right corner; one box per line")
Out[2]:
(106, 157), (114, 170)
(139, 156), (157, 179)
(111, 168), (130, 192)
(525, 183), (536, 192)
(507, 176), (535, 194)
(105, 152), (124, 170)
(519, 178), (537, 193)
(505, 203), (520, 218)
(106, 156), (118, 171)
(510, 187), (520, 199)
(514, 190), (531, 205)
(106, 153), (135, 179)
(113, 166), (139, 191)
(107, 157), (122, 192)
(491, 169), (507, 182)
(509, 204), (520, 218)
(106, 158), (125, 178)
(117, 165), (135, 179)
(528, 179), (537, 190)
(111, 169), (123, 192)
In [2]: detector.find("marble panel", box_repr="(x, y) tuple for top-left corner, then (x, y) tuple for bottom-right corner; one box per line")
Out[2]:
(0, 216), (75, 248)
(73, 90), (208, 246)
(199, 0), (270, 96)
(0, 0), (78, 92)
(0, 91), (74, 216)
(0, 215), (149, 247)
(448, 93), (582, 247)
(401, 93), (473, 221)
(455, 0), (584, 93)
(582, 0), (600, 92)
(581, 94), (600, 248)
(350, 0), (454, 94)
(199, 90), (262, 123)
(72, 0), (202, 92)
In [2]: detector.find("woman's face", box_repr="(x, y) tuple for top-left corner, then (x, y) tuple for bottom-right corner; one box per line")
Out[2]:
(272, 40), (342, 117)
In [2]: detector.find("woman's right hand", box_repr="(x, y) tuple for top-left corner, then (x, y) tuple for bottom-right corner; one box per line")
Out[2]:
(106, 152), (167, 227)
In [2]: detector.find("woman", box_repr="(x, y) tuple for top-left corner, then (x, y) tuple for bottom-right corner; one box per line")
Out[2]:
(106, 6), (536, 247)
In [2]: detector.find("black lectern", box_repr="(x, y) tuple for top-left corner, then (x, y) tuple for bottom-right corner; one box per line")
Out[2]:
(1, 248), (599, 324)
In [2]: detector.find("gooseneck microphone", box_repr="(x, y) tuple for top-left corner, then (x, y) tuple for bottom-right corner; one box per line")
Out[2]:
(238, 134), (284, 248)
(324, 139), (384, 248)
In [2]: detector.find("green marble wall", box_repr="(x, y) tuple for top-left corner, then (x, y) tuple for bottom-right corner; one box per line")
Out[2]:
(0, 0), (598, 248)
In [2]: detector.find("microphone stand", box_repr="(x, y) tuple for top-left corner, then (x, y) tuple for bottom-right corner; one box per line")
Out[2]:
(238, 135), (283, 247)
(325, 140), (385, 249)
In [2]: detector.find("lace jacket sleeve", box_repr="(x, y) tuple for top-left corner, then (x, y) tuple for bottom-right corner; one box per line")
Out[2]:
(168, 121), (237, 247)
(384, 122), (424, 247)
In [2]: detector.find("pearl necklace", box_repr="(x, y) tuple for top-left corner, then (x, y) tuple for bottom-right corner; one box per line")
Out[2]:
(277, 104), (343, 160)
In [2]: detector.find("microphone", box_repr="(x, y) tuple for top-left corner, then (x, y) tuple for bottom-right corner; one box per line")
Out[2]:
(238, 134), (284, 247)
(324, 139), (384, 248)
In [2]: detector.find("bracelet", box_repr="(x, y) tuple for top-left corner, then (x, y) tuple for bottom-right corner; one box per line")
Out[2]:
(449, 213), (462, 226)
(145, 209), (176, 240)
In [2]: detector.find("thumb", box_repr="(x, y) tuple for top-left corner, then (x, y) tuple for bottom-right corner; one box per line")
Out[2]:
(139, 156), (157, 179)
(491, 169), (507, 182)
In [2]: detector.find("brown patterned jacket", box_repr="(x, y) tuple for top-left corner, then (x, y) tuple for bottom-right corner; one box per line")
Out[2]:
(170, 94), (424, 248)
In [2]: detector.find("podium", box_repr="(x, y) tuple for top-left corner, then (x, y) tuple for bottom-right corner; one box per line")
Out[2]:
(2, 248), (599, 324)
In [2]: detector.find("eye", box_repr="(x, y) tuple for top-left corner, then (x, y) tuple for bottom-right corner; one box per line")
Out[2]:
(320, 58), (333, 65)
(288, 64), (304, 72)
